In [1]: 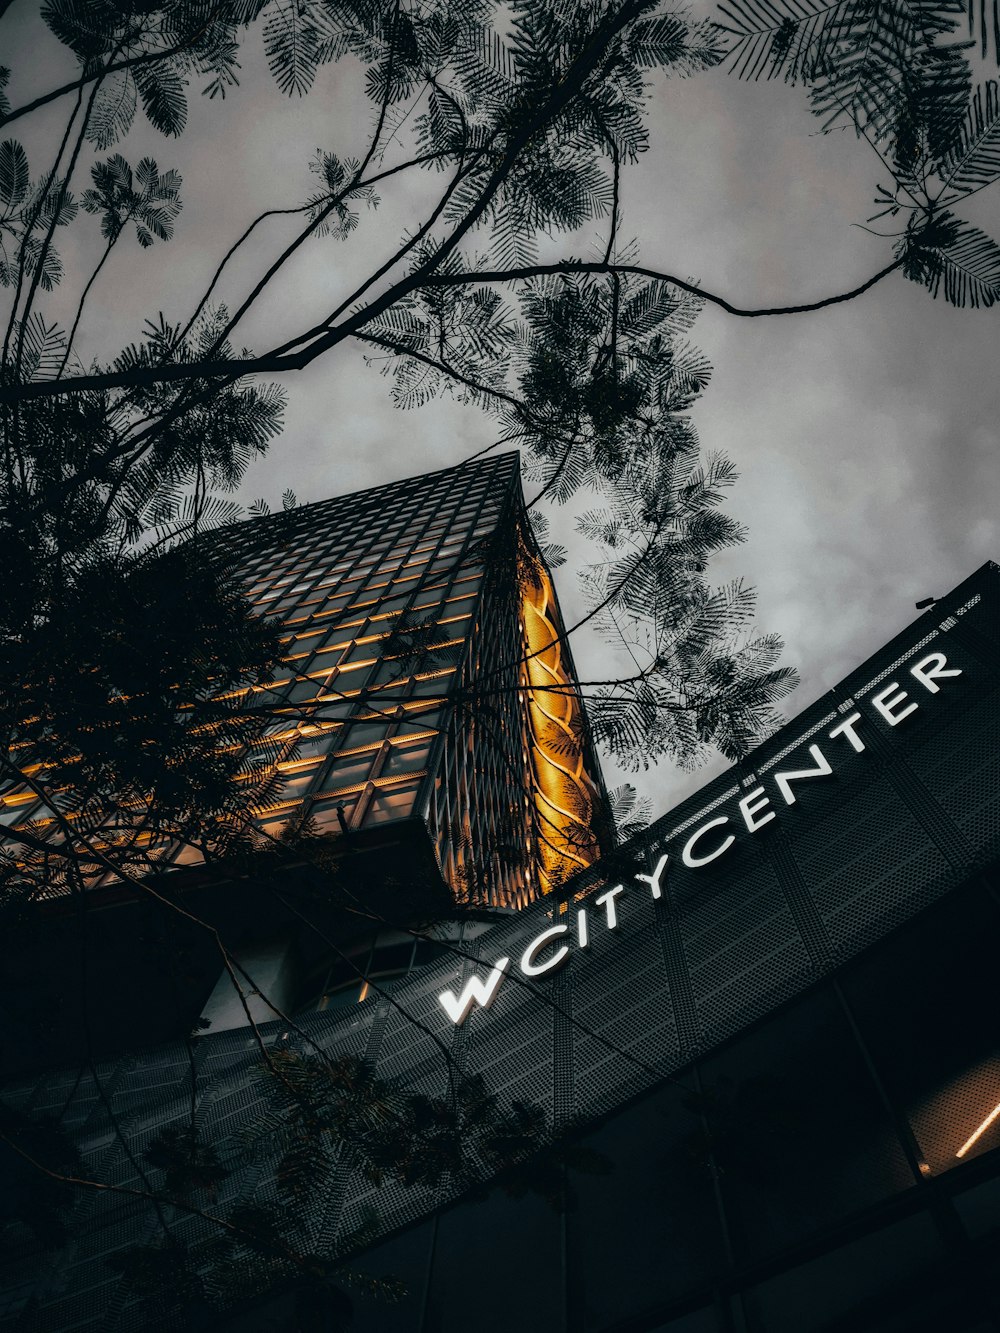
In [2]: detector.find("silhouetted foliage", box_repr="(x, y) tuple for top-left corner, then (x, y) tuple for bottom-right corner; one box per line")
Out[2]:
(0, 1), (995, 1325)
(0, 1102), (82, 1252)
(718, 0), (1000, 306)
(0, 0), (808, 896)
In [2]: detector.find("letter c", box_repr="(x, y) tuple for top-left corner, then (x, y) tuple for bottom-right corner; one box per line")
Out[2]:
(682, 816), (735, 868)
(520, 924), (571, 977)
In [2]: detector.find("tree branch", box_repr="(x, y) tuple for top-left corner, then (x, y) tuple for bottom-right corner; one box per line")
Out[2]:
(0, 13), (221, 131)
(0, 0), (658, 404)
(0, 1128), (313, 1269)
(417, 258), (905, 317)
(0, 254), (902, 405)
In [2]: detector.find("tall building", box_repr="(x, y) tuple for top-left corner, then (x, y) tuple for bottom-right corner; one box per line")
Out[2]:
(198, 450), (608, 907)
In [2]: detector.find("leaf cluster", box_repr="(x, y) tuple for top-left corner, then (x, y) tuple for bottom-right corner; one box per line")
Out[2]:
(607, 781), (653, 841)
(81, 153), (182, 247)
(716, 0), (1000, 306)
(0, 139), (77, 293)
(234, 1047), (570, 1200)
(578, 446), (798, 770)
(0, 307), (293, 895)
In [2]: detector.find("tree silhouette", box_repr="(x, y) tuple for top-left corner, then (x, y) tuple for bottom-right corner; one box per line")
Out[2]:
(0, 0), (998, 1325)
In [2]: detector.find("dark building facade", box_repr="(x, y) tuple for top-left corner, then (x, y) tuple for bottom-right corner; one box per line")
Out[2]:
(3, 510), (1000, 1329)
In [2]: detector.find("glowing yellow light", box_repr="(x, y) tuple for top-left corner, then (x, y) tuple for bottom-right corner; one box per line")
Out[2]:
(955, 1101), (1000, 1158)
(518, 541), (602, 895)
(358, 980), (370, 1002)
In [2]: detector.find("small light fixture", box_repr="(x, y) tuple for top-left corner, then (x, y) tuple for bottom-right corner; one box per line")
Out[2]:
(956, 1101), (1000, 1159)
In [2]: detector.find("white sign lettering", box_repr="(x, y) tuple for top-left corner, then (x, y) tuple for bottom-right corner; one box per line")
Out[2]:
(439, 649), (963, 1024)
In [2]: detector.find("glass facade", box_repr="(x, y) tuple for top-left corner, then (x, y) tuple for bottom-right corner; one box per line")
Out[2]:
(211, 452), (607, 907)
(227, 453), (519, 849)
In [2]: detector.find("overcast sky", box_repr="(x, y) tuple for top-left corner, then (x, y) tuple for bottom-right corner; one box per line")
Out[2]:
(5, 1), (999, 818)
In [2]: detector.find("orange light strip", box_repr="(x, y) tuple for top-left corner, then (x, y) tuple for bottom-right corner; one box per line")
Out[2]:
(519, 542), (601, 894)
(955, 1101), (1000, 1158)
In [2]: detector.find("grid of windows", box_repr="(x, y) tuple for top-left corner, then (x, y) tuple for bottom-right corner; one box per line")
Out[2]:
(214, 454), (604, 905)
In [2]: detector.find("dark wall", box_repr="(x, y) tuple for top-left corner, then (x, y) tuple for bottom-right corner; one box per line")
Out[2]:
(343, 872), (1000, 1333)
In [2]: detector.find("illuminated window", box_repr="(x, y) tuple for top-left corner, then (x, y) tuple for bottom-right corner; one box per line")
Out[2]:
(363, 778), (422, 826)
(318, 752), (379, 791)
(382, 739), (431, 777)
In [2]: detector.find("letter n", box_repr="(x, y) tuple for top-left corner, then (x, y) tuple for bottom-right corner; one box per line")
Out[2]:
(438, 957), (512, 1025)
(774, 744), (833, 806)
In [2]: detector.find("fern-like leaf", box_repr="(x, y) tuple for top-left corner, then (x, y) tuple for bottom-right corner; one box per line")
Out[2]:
(717, 0), (852, 84)
(940, 79), (1000, 193)
(903, 212), (1000, 305)
(0, 139), (29, 209)
(264, 0), (323, 97)
(86, 69), (138, 150)
(134, 62), (188, 137)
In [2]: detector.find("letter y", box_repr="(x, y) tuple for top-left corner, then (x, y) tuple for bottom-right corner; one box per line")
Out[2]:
(635, 854), (669, 901)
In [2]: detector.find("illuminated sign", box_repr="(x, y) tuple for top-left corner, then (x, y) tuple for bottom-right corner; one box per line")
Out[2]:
(439, 650), (963, 1025)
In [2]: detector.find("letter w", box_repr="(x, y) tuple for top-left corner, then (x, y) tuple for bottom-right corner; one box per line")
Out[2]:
(438, 957), (511, 1025)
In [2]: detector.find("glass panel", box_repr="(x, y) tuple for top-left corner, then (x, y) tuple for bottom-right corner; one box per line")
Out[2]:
(399, 707), (441, 735)
(307, 639), (353, 666)
(409, 672), (454, 698)
(697, 986), (912, 1263)
(319, 752), (378, 791)
(342, 638), (383, 664)
(274, 767), (320, 800)
(373, 659), (411, 687)
(307, 701), (352, 722)
(567, 1081), (725, 1330)
(363, 780), (420, 826)
(277, 678), (324, 703)
(426, 1191), (560, 1333)
(308, 793), (359, 827)
(369, 941), (414, 975)
(370, 592), (413, 617)
(954, 1174), (1000, 1239)
(382, 739), (431, 777)
(286, 732), (340, 761)
(341, 720), (391, 749)
(285, 629), (327, 656)
(742, 1214), (974, 1333)
(340, 1222), (433, 1333)
(411, 938), (451, 968)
